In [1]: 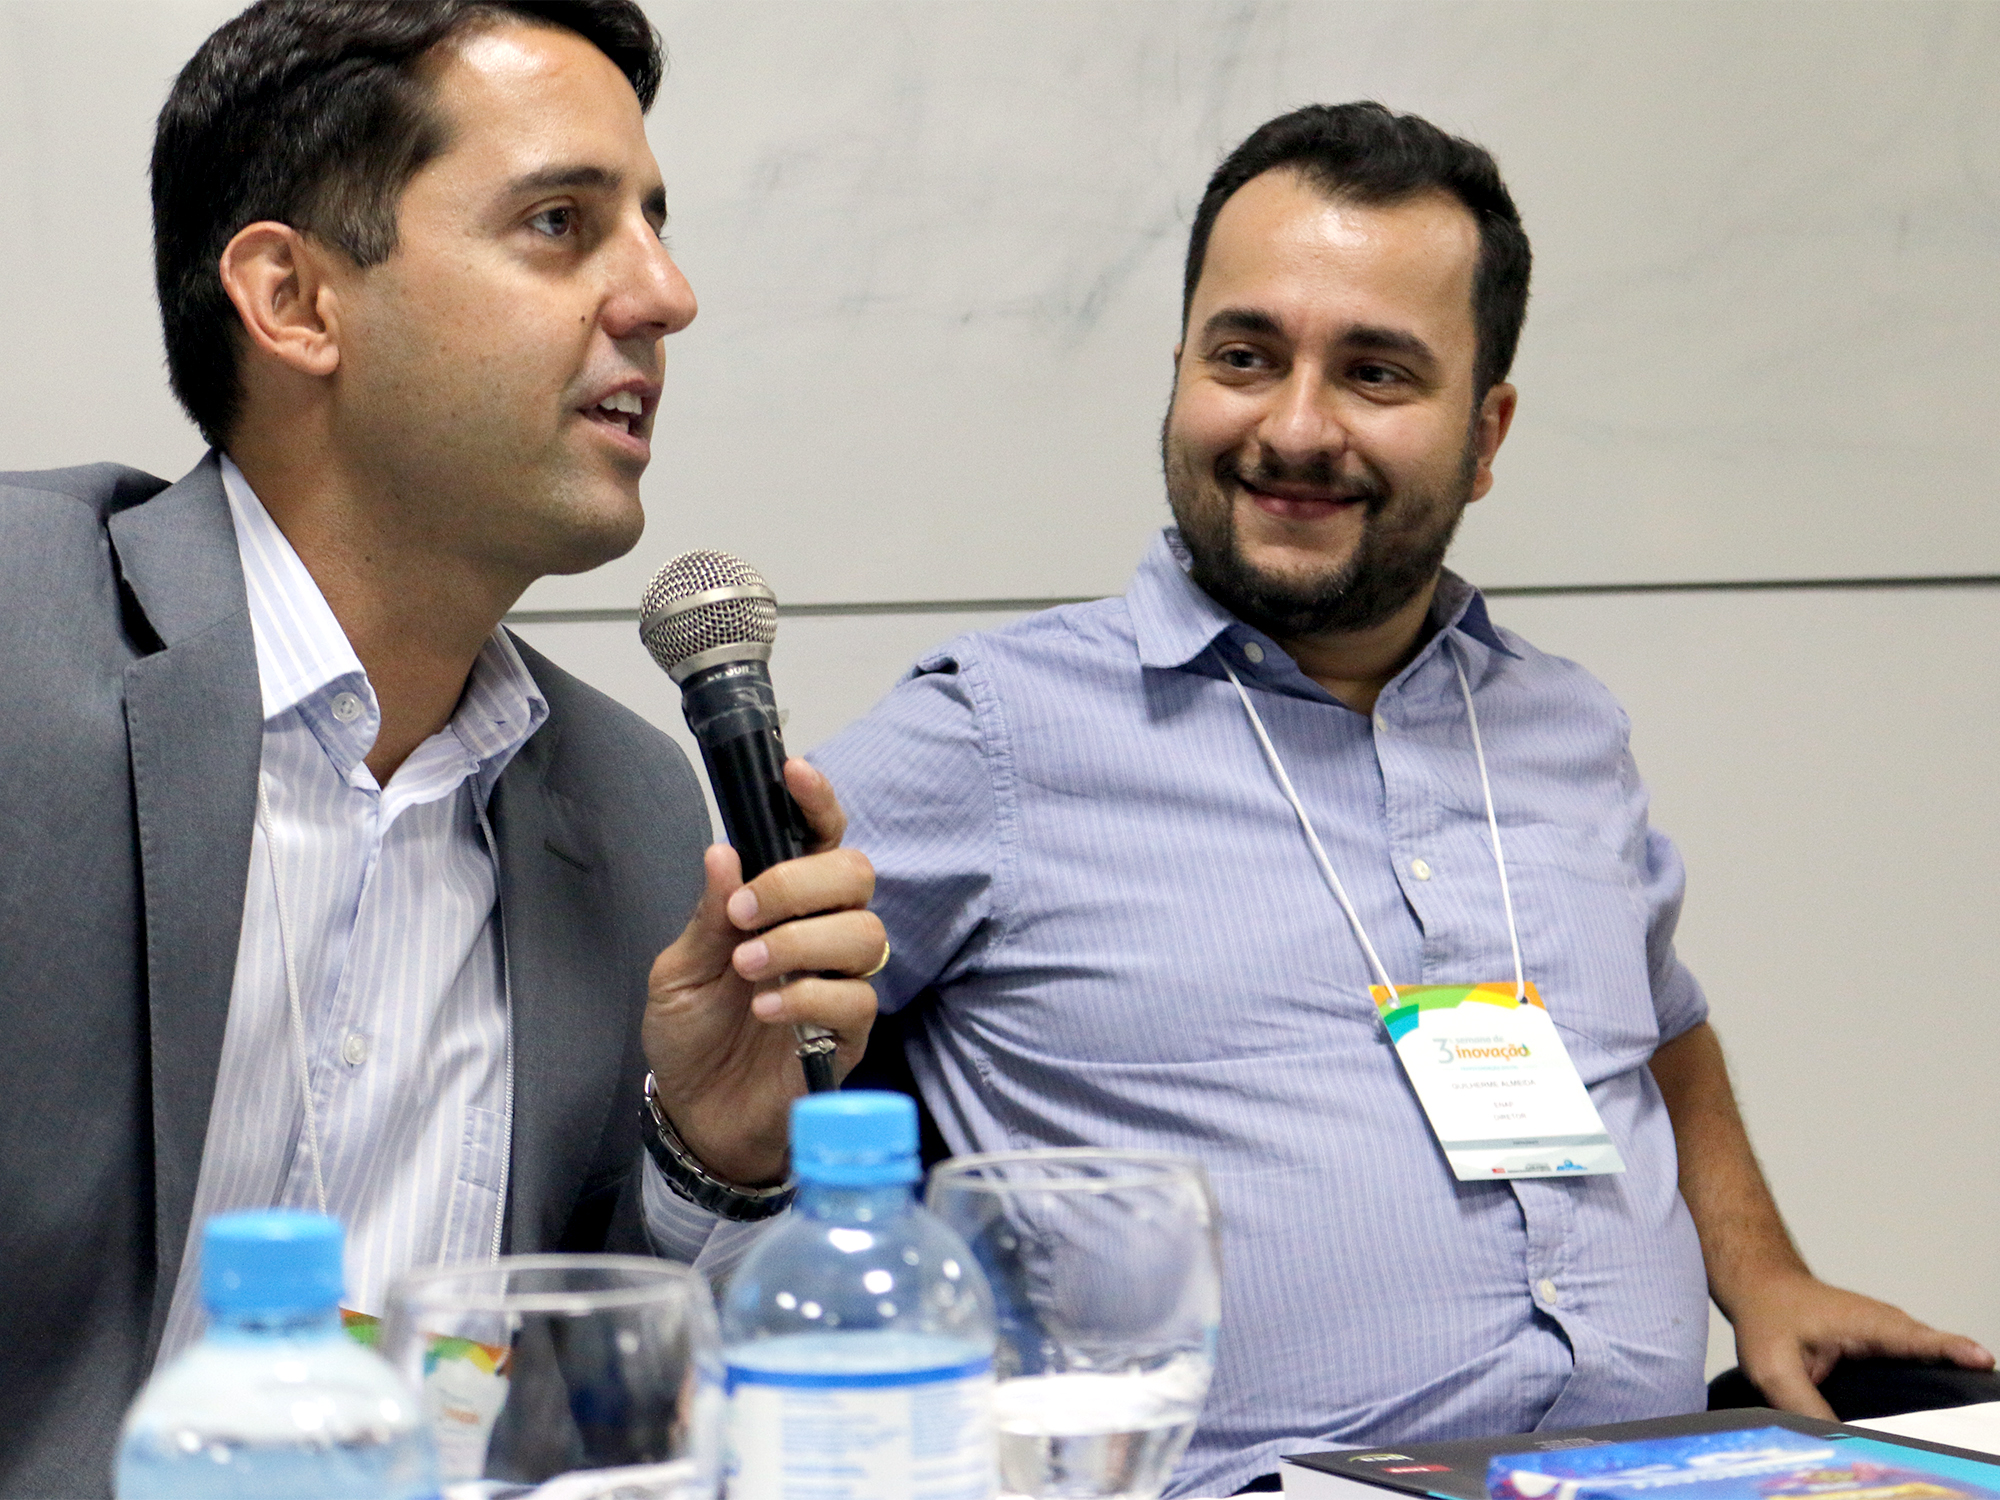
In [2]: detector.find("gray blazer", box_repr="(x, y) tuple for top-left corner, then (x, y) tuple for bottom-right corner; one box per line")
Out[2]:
(0, 456), (710, 1497)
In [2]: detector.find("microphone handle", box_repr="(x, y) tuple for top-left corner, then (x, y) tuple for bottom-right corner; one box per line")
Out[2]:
(681, 663), (836, 1094)
(682, 662), (809, 878)
(699, 731), (806, 880)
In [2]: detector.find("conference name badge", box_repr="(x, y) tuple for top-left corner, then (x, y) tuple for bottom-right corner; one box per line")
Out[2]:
(1368, 982), (1624, 1182)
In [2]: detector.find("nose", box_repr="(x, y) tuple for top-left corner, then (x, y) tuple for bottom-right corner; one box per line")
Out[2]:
(603, 219), (698, 343)
(1254, 364), (1349, 473)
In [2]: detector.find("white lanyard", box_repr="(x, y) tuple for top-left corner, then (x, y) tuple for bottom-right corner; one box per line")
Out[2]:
(256, 771), (331, 1216)
(1215, 637), (1527, 1004)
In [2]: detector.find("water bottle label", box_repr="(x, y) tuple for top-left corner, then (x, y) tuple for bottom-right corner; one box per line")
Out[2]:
(726, 1359), (995, 1500)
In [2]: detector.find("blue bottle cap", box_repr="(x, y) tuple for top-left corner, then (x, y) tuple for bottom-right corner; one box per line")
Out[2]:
(792, 1091), (920, 1186)
(202, 1210), (345, 1315)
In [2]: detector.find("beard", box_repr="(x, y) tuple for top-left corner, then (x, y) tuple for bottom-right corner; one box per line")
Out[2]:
(1162, 417), (1477, 642)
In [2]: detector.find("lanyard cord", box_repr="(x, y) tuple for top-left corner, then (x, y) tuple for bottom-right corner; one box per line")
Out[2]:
(1216, 637), (1526, 1004)
(1448, 642), (1527, 1003)
(1217, 654), (1403, 1004)
(256, 772), (331, 1216)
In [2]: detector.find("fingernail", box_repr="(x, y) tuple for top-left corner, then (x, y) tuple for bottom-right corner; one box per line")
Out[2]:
(751, 991), (783, 1020)
(735, 939), (769, 976)
(727, 887), (759, 927)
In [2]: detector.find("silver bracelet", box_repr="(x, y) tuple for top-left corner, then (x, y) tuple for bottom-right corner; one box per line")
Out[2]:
(641, 1073), (795, 1222)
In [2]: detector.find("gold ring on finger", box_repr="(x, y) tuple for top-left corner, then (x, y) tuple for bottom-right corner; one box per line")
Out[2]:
(859, 939), (892, 980)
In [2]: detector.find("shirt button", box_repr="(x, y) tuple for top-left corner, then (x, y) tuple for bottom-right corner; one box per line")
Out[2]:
(1373, 713), (1387, 733)
(330, 691), (364, 724)
(1241, 641), (1265, 664)
(1537, 1278), (1560, 1305)
(1411, 859), (1433, 881)
(341, 1032), (370, 1066)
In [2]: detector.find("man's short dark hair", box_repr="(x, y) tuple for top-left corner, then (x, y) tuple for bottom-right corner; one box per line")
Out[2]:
(153, 0), (663, 447)
(1183, 102), (1532, 398)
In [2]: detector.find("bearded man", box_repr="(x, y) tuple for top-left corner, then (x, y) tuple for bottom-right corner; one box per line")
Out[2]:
(808, 102), (1988, 1497)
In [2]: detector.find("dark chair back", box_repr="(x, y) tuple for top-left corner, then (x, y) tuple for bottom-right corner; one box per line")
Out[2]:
(836, 988), (954, 1171)
(1710, 1359), (2000, 1421)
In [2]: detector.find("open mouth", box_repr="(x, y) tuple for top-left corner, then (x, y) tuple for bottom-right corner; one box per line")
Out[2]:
(585, 389), (646, 436)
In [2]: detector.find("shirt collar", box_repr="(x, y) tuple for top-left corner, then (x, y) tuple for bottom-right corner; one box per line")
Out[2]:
(1124, 525), (1517, 673)
(220, 455), (548, 792)
(460, 629), (550, 802)
(222, 453), (368, 723)
(1432, 569), (1516, 658)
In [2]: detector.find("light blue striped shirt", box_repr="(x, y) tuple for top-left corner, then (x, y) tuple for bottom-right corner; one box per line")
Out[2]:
(811, 530), (1712, 1497)
(159, 458), (547, 1361)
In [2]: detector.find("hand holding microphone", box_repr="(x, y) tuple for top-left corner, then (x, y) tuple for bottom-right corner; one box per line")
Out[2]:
(640, 560), (884, 1168)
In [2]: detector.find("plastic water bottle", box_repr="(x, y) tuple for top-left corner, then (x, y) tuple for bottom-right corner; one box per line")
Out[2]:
(115, 1210), (436, 1499)
(721, 1091), (998, 1500)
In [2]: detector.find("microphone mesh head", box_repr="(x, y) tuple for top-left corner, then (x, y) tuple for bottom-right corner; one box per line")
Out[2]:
(639, 550), (778, 673)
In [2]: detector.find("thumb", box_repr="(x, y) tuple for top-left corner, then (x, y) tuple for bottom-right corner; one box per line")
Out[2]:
(654, 844), (747, 983)
(1744, 1346), (1836, 1420)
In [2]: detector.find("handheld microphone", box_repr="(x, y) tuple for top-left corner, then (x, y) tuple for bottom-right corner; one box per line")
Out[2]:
(639, 551), (837, 1093)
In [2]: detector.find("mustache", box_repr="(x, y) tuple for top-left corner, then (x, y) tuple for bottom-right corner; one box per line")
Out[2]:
(1217, 451), (1388, 511)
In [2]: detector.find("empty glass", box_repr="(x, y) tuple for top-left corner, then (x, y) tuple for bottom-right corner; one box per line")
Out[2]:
(925, 1150), (1222, 1500)
(380, 1255), (721, 1500)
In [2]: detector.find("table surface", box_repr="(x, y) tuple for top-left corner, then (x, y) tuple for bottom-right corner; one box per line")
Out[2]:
(1852, 1401), (2000, 1455)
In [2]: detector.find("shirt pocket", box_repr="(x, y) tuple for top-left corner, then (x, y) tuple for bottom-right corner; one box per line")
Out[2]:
(439, 1104), (510, 1259)
(456, 1104), (509, 1191)
(1499, 821), (1661, 1081)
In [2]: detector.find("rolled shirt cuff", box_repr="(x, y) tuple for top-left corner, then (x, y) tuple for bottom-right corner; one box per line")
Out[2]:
(639, 1147), (784, 1287)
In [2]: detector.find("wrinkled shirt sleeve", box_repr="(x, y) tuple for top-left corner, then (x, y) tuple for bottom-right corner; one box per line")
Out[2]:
(1641, 825), (1709, 1043)
(810, 642), (1010, 1015)
(1613, 719), (1710, 1044)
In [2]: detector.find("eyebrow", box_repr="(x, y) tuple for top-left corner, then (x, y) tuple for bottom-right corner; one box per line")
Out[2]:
(1200, 308), (1284, 341)
(508, 163), (619, 195)
(1341, 323), (1437, 365)
(1200, 308), (1438, 366)
(505, 164), (669, 221)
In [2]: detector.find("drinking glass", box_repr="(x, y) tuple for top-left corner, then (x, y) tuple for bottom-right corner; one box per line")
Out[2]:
(380, 1255), (721, 1500)
(926, 1150), (1222, 1500)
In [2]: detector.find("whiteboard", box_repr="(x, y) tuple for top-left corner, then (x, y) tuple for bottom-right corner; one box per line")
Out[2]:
(3, 2), (1995, 609)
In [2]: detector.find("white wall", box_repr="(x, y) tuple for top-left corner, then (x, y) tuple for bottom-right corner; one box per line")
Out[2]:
(4, 0), (1995, 1382)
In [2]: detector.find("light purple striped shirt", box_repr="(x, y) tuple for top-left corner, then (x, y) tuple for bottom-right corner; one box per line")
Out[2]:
(811, 530), (1713, 1498)
(158, 458), (547, 1361)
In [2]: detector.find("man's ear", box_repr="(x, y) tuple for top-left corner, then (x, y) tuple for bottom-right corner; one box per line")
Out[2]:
(216, 222), (343, 379)
(1467, 382), (1518, 503)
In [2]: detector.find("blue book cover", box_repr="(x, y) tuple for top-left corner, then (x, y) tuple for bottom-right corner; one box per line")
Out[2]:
(1489, 1426), (2000, 1500)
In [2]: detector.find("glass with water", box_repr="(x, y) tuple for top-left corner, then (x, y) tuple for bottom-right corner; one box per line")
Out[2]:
(379, 1255), (721, 1500)
(925, 1150), (1222, 1500)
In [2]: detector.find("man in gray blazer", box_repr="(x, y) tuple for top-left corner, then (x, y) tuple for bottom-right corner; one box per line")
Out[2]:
(0, 3), (883, 1493)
